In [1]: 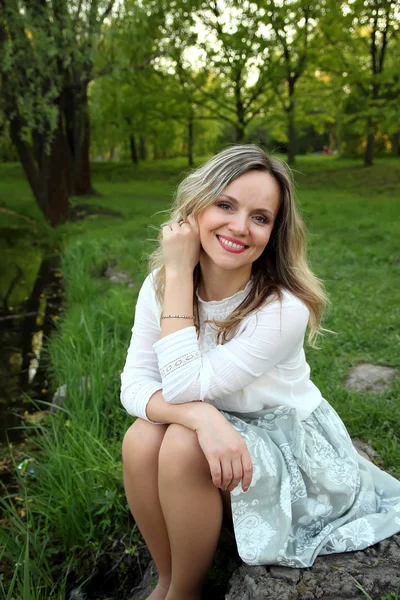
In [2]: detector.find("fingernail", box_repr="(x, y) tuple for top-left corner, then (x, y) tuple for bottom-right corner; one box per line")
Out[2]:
(244, 486), (249, 492)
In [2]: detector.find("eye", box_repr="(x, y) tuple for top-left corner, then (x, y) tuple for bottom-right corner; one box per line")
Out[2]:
(253, 215), (269, 225)
(217, 202), (269, 224)
(216, 202), (231, 210)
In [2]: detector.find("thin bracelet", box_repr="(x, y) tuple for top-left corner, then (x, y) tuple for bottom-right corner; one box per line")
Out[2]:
(161, 314), (195, 319)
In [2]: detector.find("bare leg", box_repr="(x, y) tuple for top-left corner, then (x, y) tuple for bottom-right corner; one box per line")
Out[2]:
(158, 424), (224, 600)
(122, 419), (171, 600)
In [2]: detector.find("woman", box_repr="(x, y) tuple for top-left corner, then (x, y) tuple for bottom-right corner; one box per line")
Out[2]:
(121, 145), (400, 600)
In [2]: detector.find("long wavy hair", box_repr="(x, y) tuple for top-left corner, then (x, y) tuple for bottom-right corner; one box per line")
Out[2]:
(148, 144), (330, 348)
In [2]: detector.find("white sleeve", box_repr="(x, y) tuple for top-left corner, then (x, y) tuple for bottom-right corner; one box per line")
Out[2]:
(152, 298), (309, 405)
(120, 273), (164, 424)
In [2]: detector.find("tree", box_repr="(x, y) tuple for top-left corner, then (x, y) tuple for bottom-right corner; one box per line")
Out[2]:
(322, 0), (399, 165)
(254, 0), (328, 165)
(191, 0), (274, 143)
(0, 0), (117, 225)
(90, 0), (217, 166)
(358, 0), (399, 165)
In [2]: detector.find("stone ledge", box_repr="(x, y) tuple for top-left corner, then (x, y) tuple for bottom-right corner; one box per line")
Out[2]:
(131, 533), (400, 600)
(226, 535), (400, 600)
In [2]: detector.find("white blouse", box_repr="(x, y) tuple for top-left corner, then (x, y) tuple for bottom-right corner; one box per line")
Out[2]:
(120, 269), (323, 423)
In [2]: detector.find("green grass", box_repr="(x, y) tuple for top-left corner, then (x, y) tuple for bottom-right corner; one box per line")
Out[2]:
(0, 154), (399, 598)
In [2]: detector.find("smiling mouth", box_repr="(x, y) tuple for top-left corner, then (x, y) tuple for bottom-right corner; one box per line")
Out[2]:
(216, 235), (248, 251)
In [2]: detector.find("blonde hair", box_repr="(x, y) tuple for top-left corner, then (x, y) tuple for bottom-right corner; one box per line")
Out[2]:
(148, 144), (331, 348)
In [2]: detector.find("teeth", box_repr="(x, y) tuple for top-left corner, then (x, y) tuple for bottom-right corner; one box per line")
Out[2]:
(218, 235), (246, 249)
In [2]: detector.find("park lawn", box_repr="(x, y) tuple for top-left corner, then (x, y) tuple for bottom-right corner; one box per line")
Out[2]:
(1, 155), (400, 598)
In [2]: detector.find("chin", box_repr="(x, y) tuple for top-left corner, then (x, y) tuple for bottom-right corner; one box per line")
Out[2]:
(209, 254), (252, 271)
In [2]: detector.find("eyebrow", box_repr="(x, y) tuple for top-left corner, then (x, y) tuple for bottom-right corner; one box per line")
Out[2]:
(219, 194), (275, 219)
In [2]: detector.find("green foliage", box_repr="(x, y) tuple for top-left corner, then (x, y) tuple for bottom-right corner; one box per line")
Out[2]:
(0, 241), (138, 594)
(1, 0), (400, 175)
(319, 0), (400, 159)
(0, 125), (18, 161)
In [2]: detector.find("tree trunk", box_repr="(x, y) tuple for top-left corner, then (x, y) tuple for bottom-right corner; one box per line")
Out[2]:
(187, 117), (194, 166)
(129, 134), (139, 164)
(287, 115), (296, 166)
(9, 117), (43, 206)
(287, 82), (296, 166)
(40, 113), (70, 225)
(235, 124), (245, 143)
(10, 112), (70, 227)
(392, 131), (400, 156)
(234, 68), (246, 143)
(63, 81), (95, 196)
(153, 142), (160, 160)
(365, 117), (374, 166)
(286, 75), (297, 165)
(139, 136), (147, 161)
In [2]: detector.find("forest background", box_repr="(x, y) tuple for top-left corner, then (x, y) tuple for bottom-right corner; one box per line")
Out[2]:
(0, 0), (399, 225)
(0, 1), (399, 599)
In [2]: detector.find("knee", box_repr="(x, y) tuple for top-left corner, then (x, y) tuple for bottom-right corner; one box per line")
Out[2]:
(158, 424), (207, 479)
(122, 418), (168, 472)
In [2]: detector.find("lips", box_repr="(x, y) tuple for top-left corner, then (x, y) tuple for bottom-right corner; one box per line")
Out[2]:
(217, 234), (248, 247)
(216, 235), (248, 253)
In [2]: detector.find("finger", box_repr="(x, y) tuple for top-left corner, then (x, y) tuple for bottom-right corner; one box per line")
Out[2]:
(241, 452), (253, 492)
(162, 224), (172, 235)
(220, 459), (233, 491)
(227, 456), (243, 492)
(208, 457), (222, 489)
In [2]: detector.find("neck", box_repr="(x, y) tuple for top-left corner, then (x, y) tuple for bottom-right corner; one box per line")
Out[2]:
(198, 254), (251, 301)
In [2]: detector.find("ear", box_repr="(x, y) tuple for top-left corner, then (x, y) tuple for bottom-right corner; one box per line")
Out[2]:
(188, 213), (199, 230)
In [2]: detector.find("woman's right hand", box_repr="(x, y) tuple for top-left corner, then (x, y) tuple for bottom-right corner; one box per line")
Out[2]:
(194, 410), (253, 493)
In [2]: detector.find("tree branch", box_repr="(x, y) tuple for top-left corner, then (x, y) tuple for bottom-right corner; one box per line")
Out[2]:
(378, 4), (391, 74)
(99, 0), (115, 24)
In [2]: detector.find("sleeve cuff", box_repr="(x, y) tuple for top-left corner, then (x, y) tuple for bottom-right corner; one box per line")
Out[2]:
(121, 381), (165, 425)
(153, 326), (199, 368)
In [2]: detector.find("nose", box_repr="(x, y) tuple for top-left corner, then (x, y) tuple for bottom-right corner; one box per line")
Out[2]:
(227, 212), (249, 237)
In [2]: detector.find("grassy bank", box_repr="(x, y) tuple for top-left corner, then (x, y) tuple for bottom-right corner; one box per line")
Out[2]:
(1, 155), (400, 598)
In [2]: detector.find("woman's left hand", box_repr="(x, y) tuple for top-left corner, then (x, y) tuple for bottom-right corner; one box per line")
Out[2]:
(162, 214), (201, 273)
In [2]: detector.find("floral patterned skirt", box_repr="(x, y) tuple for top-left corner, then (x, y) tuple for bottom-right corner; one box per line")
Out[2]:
(222, 399), (400, 568)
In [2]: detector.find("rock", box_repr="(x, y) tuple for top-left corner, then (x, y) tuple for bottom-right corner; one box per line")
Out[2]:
(70, 203), (122, 222)
(346, 363), (397, 393)
(130, 524), (241, 600)
(352, 438), (381, 464)
(225, 535), (400, 600)
(51, 376), (90, 412)
(131, 531), (400, 600)
(103, 266), (135, 288)
(51, 375), (106, 412)
(270, 566), (301, 584)
(129, 560), (158, 600)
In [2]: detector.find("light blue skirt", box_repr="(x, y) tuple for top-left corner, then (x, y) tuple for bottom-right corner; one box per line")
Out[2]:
(222, 399), (400, 567)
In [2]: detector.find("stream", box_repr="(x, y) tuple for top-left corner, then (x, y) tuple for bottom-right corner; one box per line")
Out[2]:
(0, 227), (62, 486)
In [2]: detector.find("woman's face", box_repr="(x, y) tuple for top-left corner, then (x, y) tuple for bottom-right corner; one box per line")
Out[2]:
(197, 170), (281, 273)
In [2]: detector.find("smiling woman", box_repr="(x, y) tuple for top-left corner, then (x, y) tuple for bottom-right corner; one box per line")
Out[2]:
(196, 170), (280, 301)
(120, 145), (400, 600)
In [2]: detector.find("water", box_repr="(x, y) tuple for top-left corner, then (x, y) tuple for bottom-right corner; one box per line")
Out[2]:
(0, 229), (61, 472)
